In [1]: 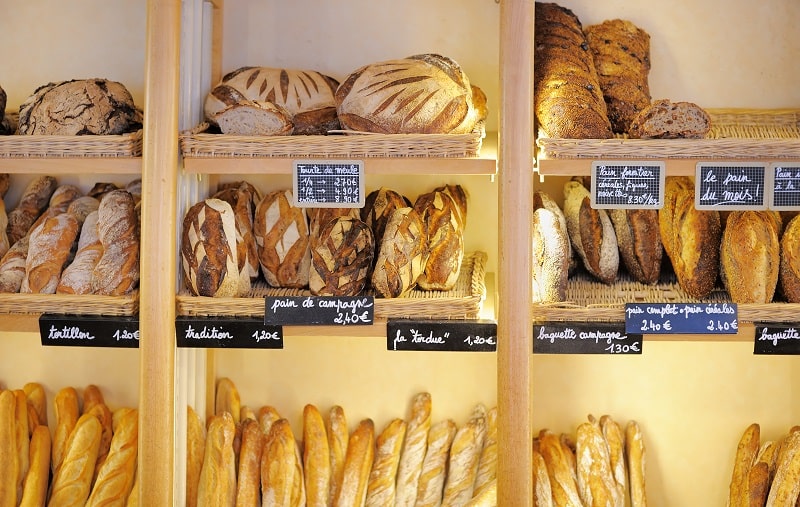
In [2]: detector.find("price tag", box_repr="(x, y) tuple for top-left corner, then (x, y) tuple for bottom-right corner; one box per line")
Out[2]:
(695, 162), (768, 210)
(175, 317), (283, 349)
(624, 303), (738, 334)
(265, 296), (374, 326)
(533, 322), (642, 354)
(769, 163), (800, 210)
(292, 160), (365, 208)
(39, 315), (139, 348)
(753, 324), (800, 355)
(387, 320), (497, 352)
(590, 161), (665, 209)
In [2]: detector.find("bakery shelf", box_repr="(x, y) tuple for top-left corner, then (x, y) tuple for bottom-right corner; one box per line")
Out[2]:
(0, 157), (142, 175)
(0, 292), (139, 317)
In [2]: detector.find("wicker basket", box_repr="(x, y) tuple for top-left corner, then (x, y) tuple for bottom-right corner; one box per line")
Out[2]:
(176, 251), (488, 319)
(0, 292), (139, 316)
(537, 108), (800, 160)
(179, 122), (485, 159)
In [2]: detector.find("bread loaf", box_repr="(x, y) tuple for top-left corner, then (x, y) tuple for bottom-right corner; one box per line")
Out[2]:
(18, 79), (142, 135)
(257, 405), (282, 438)
(19, 424), (50, 507)
(66, 195), (101, 224)
(728, 423), (760, 507)
(534, 190), (575, 272)
(539, 429), (583, 507)
(413, 190), (465, 290)
(626, 421), (648, 507)
(365, 418), (407, 506)
(473, 406), (498, 497)
(303, 404), (331, 507)
(88, 183), (119, 202)
(57, 211), (102, 294)
(659, 177), (721, 299)
(261, 418), (305, 507)
(780, 214), (800, 302)
(22, 382), (47, 427)
(0, 236), (28, 293)
(91, 190), (140, 295)
(563, 180), (619, 284)
(534, 2), (613, 139)
(414, 418), (457, 507)
(441, 404), (488, 506)
(309, 216), (374, 296)
(197, 412), (237, 507)
(585, 19), (652, 134)
(213, 181), (261, 285)
(0, 390), (17, 507)
(327, 405), (349, 504)
(235, 418), (264, 507)
(7, 175), (57, 246)
(126, 468), (139, 507)
(29, 183), (82, 234)
(181, 198), (240, 298)
(52, 386), (80, 475)
(308, 207), (360, 239)
(215, 377), (241, 424)
(765, 430), (800, 507)
(609, 208), (663, 284)
(532, 449), (554, 507)
(334, 418), (375, 507)
(336, 54), (479, 134)
(361, 187), (412, 262)
(212, 99), (294, 136)
(85, 408), (138, 506)
(253, 189), (311, 288)
(49, 412), (103, 506)
(599, 415), (628, 506)
(532, 207), (570, 303)
(395, 392), (432, 506)
(576, 420), (619, 507)
(0, 200), (9, 260)
(84, 401), (113, 485)
(371, 207), (428, 298)
(12, 389), (29, 498)
(186, 406), (205, 507)
(628, 99), (711, 139)
(720, 211), (780, 303)
(20, 212), (80, 294)
(463, 479), (496, 507)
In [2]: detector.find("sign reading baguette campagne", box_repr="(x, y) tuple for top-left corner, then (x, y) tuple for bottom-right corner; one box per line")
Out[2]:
(293, 160), (365, 208)
(624, 303), (738, 334)
(590, 160), (665, 209)
(753, 324), (800, 355)
(264, 296), (374, 326)
(533, 321), (642, 355)
(39, 314), (139, 348)
(175, 317), (283, 349)
(387, 320), (497, 352)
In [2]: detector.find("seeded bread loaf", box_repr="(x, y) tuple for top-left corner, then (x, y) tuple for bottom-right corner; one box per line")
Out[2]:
(628, 99), (711, 139)
(720, 211), (780, 303)
(780, 214), (800, 302)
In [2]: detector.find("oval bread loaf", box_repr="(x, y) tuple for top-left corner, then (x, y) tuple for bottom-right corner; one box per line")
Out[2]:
(563, 180), (619, 284)
(720, 211), (780, 303)
(609, 208), (663, 285)
(253, 189), (311, 289)
(309, 216), (374, 296)
(371, 207), (428, 298)
(91, 190), (141, 296)
(181, 198), (240, 297)
(413, 190), (465, 291)
(780, 214), (800, 302)
(532, 207), (570, 303)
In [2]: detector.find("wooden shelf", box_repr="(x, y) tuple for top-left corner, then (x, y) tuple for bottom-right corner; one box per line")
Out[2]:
(0, 157), (142, 174)
(536, 156), (783, 177)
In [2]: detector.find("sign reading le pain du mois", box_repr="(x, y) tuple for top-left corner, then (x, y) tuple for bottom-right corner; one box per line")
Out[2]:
(39, 314), (139, 348)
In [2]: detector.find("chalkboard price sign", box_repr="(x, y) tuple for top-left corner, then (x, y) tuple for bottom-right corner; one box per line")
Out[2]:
(265, 296), (374, 326)
(591, 161), (665, 209)
(770, 163), (800, 210)
(624, 303), (738, 334)
(695, 162), (768, 210)
(293, 160), (365, 208)
(753, 324), (800, 355)
(175, 317), (283, 349)
(387, 320), (497, 352)
(39, 314), (139, 348)
(533, 322), (642, 354)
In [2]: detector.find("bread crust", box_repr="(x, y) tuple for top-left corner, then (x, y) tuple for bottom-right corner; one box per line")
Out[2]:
(303, 404), (331, 507)
(365, 418), (407, 506)
(334, 418), (375, 507)
(395, 392), (432, 506)
(49, 413), (103, 506)
(563, 180), (619, 284)
(414, 419), (457, 507)
(628, 99), (711, 139)
(609, 208), (663, 284)
(253, 189), (311, 288)
(720, 211), (780, 303)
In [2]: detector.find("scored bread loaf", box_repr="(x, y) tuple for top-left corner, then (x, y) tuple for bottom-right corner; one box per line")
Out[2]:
(395, 392), (432, 506)
(23, 382), (47, 427)
(371, 207), (428, 298)
(336, 54), (480, 134)
(413, 190), (464, 290)
(628, 99), (711, 139)
(197, 412), (237, 507)
(563, 180), (619, 284)
(334, 418), (375, 507)
(56, 211), (102, 294)
(534, 2), (613, 139)
(720, 211), (780, 303)
(212, 182), (262, 289)
(473, 406), (498, 497)
(49, 412), (103, 506)
(361, 187), (412, 262)
(780, 214), (800, 302)
(303, 404), (331, 507)
(85, 408), (139, 506)
(52, 386), (80, 474)
(84, 400), (113, 484)
(626, 420), (648, 507)
(28, 184), (82, 234)
(7, 175), (57, 246)
(66, 195), (101, 224)
(609, 208), (663, 284)
(414, 419), (458, 507)
(365, 418), (407, 506)
(186, 406), (206, 507)
(765, 430), (800, 507)
(599, 415), (628, 505)
(532, 449), (554, 507)
(441, 404), (488, 506)
(215, 377), (241, 424)
(532, 206), (570, 303)
(309, 216), (374, 296)
(254, 189), (311, 288)
(727, 423), (760, 507)
(91, 190), (140, 295)
(534, 190), (575, 272)
(327, 405), (349, 504)
(235, 418), (264, 507)
(261, 418), (306, 507)
(308, 207), (360, 239)
(20, 212), (80, 294)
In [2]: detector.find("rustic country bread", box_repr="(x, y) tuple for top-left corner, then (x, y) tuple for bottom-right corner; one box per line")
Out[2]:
(659, 177), (721, 299)
(212, 99), (294, 136)
(539, 429), (583, 507)
(371, 207), (428, 298)
(576, 420), (619, 507)
(212, 182), (261, 293)
(780, 214), (800, 302)
(308, 207), (361, 240)
(57, 211), (102, 294)
(361, 188), (412, 256)
(628, 99), (711, 139)
(91, 190), (140, 295)
(534, 190), (576, 272)
(395, 392), (432, 506)
(414, 418), (457, 507)
(18, 79), (142, 135)
(442, 404), (488, 506)
(7, 175), (57, 246)
(253, 189), (311, 288)
(532, 207), (570, 303)
(0, 235), (28, 293)
(414, 190), (464, 290)
(720, 211), (780, 303)
(609, 208), (663, 284)
(563, 180), (619, 284)
(585, 19), (652, 134)
(197, 412), (237, 507)
(365, 418), (407, 506)
(20, 213), (79, 294)
(534, 2), (613, 139)
(336, 53), (478, 134)
(309, 216), (374, 296)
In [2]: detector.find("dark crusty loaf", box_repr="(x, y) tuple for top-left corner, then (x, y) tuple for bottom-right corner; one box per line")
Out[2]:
(780, 214), (800, 302)
(309, 207), (361, 240)
(336, 53), (479, 134)
(584, 19), (652, 134)
(371, 207), (428, 298)
(534, 2), (613, 139)
(361, 188), (412, 261)
(181, 198), (240, 297)
(253, 189), (311, 288)
(720, 211), (780, 303)
(7, 175), (57, 246)
(18, 79), (142, 135)
(628, 99), (711, 139)
(609, 208), (663, 284)
(413, 190), (465, 290)
(563, 180), (619, 284)
(309, 216), (374, 296)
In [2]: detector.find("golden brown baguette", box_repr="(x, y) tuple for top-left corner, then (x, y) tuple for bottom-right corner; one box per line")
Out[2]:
(766, 430), (800, 507)
(186, 405), (206, 507)
(576, 420), (618, 507)
(728, 423), (761, 507)
(463, 478), (496, 507)
(442, 404), (488, 506)
(395, 393), (432, 506)
(540, 429), (583, 507)
(261, 418), (305, 507)
(257, 405), (282, 436)
(0, 390), (18, 507)
(334, 418), (375, 507)
(240, 405), (256, 422)
(327, 405), (349, 504)
(600, 415), (628, 507)
(21, 212), (80, 294)
(626, 420), (648, 507)
(13, 390), (29, 500)
(303, 404), (331, 507)
(49, 412), (103, 506)
(125, 467), (139, 507)
(85, 407), (139, 506)
(52, 386), (80, 474)
(414, 419), (457, 507)
(746, 461), (770, 507)
(473, 406), (498, 497)
(365, 418), (407, 506)
(90, 189), (140, 296)
(19, 424), (51, 507)
(85, 400), (114, 486)
(7, 175), (57, 245)
(214, 377), (241, 424)
(235, 418), (264, 507)
(22, 382), (47, 427)
(197, 412), (237, 507)
(532, 449), (554, 507)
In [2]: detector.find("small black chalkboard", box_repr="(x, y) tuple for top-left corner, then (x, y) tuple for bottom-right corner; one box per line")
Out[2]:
(770, 164), (800, 210)
(39, 314), (139, 348)
(590, 161), (664, 209)
(695, 162), (767, 210)
(533, 322), (642, 354)
(387, 319), (497, 352)
(753, 324), (800, 355)
(293, 160), (364, 208)
(624, 303), (738, 334)
(175, 317), (283, 349)
(265, 296), (374, 326)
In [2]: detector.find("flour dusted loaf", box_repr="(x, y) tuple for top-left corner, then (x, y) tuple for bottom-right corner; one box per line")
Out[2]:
(20, 212), (80, 294)
(18, 79), (142, 135)
(309, 216), (374, 296)
(628, 99), (711, 139)
(563, 180), (619, 284)
(212, 99), (294, 136)
(414, 189), (465, 290)
(336, 53), (483, 134)
(370, 207), (428, 298)
(534, 2), (613, 139)
(585, 19), (652, 134)
(7, 175), (57, 246)
(57, 211), (102, 294)
(205, 66), (340, 135)
(181, 198), (240, 297)
(532, 207), (570, 303)
(720, 211), (780, 303)
(253, 189), (311, 288)
(91, 190), (140, 295)
(212, 182), (262, 292)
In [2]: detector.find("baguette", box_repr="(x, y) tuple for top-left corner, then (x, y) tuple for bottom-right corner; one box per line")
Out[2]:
(464, 479), (496, 507)
(48, 412), (103, 506)
(197, 412), (237, 507)
(23, 382), (47, 428)
(21, 212), (80, 294)
(576, 420), (618, 507)
(365, 418), (407, 506)
(539, 429), (583, 507)
(327, 405), (349, 504)
(395, 392), (433, 506)
(473, 406), (498, 497)
(57, 211), (102, 294)
(414, 419), (457, 507)
(765, 430), (800, 507)
(532, 449), (554, 507)
(257, 405), (282, 437)
(13, 390), (29, 500)
(186, 405), (206, 507)
(0, 235), (30, 293)
(19, 425), (51, 507)
(52, 386), (80, 474)
(85, 408), (139, 506)
(728, 423), (761, 507)
(261, 418), (305, 507)
(303, 404), (331, 507)
(91, 190), (140, 296)
(442, 405), (488, 506)
(85, 400), (114, 486)
(626, 421), (648, 507)
(0, 390), (17, 507)
(334, 418), (375, 507)
(746, 461), (770, 507)
(7, 175), (57, 245)
(126, 468), (139, 507)
(235, 418), (264, 507)
(215, 377), (241, 424)
(600, 415), (628, 507)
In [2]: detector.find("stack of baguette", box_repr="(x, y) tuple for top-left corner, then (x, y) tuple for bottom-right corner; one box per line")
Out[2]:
(181, 182), (468, 299)
(0, 382), (139, 505)
(726, 423), (800, 506)
(0, 175), (141, 296)
(533, 414), (648, 507)
(189, 378), (497, 506)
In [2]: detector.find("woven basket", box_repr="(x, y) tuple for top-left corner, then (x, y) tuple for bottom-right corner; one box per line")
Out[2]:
(537, 108), (800, 160)
(532, 270), (800, 324)
(179, 122), (485, 159)
(176, 251), (487, 319)
(0, 292), (139, 316)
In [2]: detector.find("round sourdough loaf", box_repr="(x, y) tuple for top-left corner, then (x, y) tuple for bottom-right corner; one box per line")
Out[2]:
(309, 216), (374, 297)
(253, 189), (311, 289)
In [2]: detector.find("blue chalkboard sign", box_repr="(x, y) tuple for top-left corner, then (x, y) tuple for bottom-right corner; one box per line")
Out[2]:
(39, 315), (139, 348)
(293, 160), (365, 208)
(753, 324), (800, 355)
(770, 163), (800, 210)
(176, 317), (283, 349)
(590, 160), (664, 209)
(695, 162), (768, 210)
(533, 322), (643, 354)
(624, 303), (738, 334)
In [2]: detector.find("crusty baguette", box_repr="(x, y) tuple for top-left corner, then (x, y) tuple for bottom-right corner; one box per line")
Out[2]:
(235, 418), (264, 507)
(240, 405), (257, 423)
(90, 189), (140, 296)
(215, 377), (241, 424)
(0, 390), (18, 507)
(22, 382), (47, 427)
(414, 418), (457, 507)
(85, 408), (139, 506)
(600, 415), (628, 507)
(7, 175), (57, 246)
(186, 405), (206, 507)
(728, 423), (761, 507)
(303, 404), (331, 507)
(197, 412), (237, 507)
(334, 418), (375, 507)
(463, 478), (496, 507)
(56, 211), (102, 294)
(126, 467), (139, 507)
(473, 406), (498, 497)
(52, 386), (80, 474)
(746, 461), (770, 507)
(532, 449), (554, 507)
(395, 392), (432, 506)
(85, 400), (114, 486)
(626, 420), (648, 507)
(261, 418), (305, 507)
(49, 412), (103, 506)
(576, 420), (619, 507)
(19, 424), (51, 507)
(12, 390), (29, 501)
(0, 235), (30, 293)
(257, 405), (282, 437)
(327, 405), (349, 504)
(540, 429), (583, 507)
(441, 404), (488, 506)
(765, 430), (800, 507)
(21, 212), (80, 294)
(365, 418), (407, 506)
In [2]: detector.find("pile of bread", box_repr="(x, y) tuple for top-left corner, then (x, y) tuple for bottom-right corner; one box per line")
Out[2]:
(533, 176), (800, 305)
(181, 182), (467, 298)
(534, 2), (710, 140)
(188, 378), (497, 506)
(0, 175), (140, 296)
(726, 423), (800, 506)
(0, 79), (142, 136)
(202, 53), (488, 136)
(0, 382), (139, 505)
(532, 414), (648, 507)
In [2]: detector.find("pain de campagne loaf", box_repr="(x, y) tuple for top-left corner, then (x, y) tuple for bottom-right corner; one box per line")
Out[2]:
(370, 207), (428, 298)
(414, 189), (465, 291)
(253, 189), (311, 289)
(309, 216), (374, 297)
